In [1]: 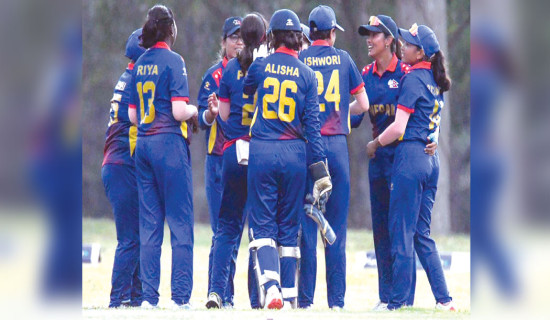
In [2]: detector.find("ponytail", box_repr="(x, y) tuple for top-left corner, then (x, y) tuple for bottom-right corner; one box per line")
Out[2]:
(140, 5), (174, 49)
(237, 13), (267, 74)
(430, 51), (451, 92)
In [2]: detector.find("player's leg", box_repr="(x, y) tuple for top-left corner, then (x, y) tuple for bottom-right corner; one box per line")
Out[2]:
(135, 137), (165, 306)
(130, 262), (142, 306)
(154, 134), (194, 306)
(387, 143), (423, 310)
(414, 152), (452, 305)
(277, 140), (307, 309)
(368, 149), (393, 306)
(205, 154), (223, 296)
(102, 164), (141, 308)
(298, 145), (318, 308)
(323, 135), (349, 308)
(247, 139), (282, 309)
(208, 144), (248, 306)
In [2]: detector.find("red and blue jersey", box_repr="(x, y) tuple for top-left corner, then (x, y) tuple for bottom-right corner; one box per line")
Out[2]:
(243, 47), (325, 163)
(299, 40), (364, 136)
(397, 61), (443, 142)
(197, 57), (227, 155)
(129, 42), (190, 139)
(102, 63), (138, 167)
(361, 54), (410, 138)
(218, 58), (255, 141)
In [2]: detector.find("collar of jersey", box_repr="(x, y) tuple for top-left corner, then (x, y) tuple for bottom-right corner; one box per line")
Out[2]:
(411, 61), (431, 70)
(275, 47), (298, 58)
(222, 56), (229, 68)
(312, 40), (330, 47)
(128, 62), (135, 70)
(372, 53), (398, 77)
(151, 42), (171, 50)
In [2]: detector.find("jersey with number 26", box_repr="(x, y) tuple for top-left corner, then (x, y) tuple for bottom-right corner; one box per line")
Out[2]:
(129, 42), (190, 139)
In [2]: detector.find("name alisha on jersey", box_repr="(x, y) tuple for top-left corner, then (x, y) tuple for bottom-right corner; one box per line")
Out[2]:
(136, 64), (159, 76)
(304, 55), (341, 67)
(264, 63), (300, 77)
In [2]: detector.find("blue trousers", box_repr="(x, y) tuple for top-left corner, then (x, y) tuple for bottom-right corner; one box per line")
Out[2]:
(247, 139), (305, 296)
(388, 141), (451, 309)
(135, 134), (194, 305)
(205, 154), (237, 304)
(369, 146), (416, 305)
(299, 135), (348, 308)
(209, 143), (256, 306)
(102, 164), (142, 307)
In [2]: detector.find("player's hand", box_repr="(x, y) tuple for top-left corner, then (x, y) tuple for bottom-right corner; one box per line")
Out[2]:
(425, 132), (439, 155)
(309, 161), (332, 205)
(366, 140), (379, 159)
(207, 93), (219, 117)
(189, 114), (199, 133)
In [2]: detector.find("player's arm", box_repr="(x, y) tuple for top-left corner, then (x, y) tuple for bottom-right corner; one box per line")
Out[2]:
(216, 69), (232, 121)
(129, 108), (137, 125)
(170, 56), (197, 122)
(243, 58), (262, 96)
(172, 99), (198, 121)
(128, 73), (138, 125)
(348, 54), (369, 115)
(198, 72), (219, 128)
(349, 87), (369, 115)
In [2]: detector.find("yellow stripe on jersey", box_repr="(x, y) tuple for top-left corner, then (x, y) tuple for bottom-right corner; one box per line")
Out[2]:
(208, 120), (217, 154)
(180, 121), (188, 139)
(129, 125), (137, 156)
(347, 109), (351, 134)
(249, 107), (259, 137)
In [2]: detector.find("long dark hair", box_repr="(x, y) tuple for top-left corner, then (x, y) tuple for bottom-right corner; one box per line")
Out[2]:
(269, 30), (302, 52)
(426, 51), (451, 92)
(140, 5), (175, 49)
(389, 35), (402, 60)
(237, 12), (267, 74)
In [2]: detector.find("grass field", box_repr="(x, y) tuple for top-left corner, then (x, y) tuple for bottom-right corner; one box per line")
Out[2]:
(83, 218), (470, 319)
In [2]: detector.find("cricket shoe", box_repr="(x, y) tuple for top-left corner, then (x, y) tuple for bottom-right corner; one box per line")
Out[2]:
(372, 301), (389, 311)
(205, 292), (222, 309)
(167, 300), (192, 310)
(140, 301), (158, 309)
(265, 286), (283, 310)
(435, 301), (456, 311)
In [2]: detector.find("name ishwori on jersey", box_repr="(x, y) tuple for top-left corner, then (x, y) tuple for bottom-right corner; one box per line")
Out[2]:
(304, 55), (341, 67)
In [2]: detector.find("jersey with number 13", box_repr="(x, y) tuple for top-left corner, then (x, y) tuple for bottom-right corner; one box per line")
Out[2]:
(129, 42), (190, 139)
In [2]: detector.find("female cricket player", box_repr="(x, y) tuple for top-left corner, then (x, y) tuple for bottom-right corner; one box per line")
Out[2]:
(101, 28), (145, 308)
(297, 5), (369, 310)
(197, 15), (242, 307)
(128, 4), (198, 309)
(242, 9), (331, 309)
(205, 12), (267, 309)
(352, 14), (439, 311)
(366, 23), (454, 311)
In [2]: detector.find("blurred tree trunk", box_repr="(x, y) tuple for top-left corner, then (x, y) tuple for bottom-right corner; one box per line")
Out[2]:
(396, 0), (451, 235)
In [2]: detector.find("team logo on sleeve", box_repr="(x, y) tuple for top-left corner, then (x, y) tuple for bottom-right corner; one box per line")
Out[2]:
(115, 81), (126, 91)
(387, 79), (399, 89)
(204, 81), (210, 91)
(182, 66), (187, 76)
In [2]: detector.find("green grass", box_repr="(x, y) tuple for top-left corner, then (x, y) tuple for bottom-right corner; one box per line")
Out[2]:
(83, 218), (470, 319)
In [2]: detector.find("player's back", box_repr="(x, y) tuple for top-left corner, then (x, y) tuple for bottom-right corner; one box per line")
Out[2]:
(103, 65), (137, 166)
(245, 48), (318, 141)
(131, 43), (189, 138)
(300, 41), (364, 136)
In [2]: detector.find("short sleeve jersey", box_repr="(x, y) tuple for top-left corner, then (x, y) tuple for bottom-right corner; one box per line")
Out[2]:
(361, 54), (410, 138)
(243, 47), (325, 163)
(218, 58), (255, 140)
(299, 40), (364, 136)
(129, 42), (190, 139)
(397, 61), (444, 142)
(102, 63), (138, 167)
(197, 57), (228, 155)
